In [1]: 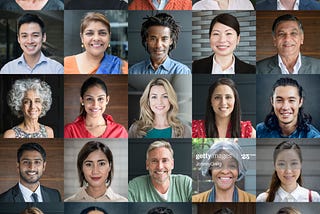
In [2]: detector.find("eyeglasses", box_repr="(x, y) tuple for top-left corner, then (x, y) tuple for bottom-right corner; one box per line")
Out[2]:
(275, 161), (301, 170)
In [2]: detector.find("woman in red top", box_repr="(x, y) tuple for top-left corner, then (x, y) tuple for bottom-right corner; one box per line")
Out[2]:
(64, 77), (128, 138)
(192, 78), (255, 138)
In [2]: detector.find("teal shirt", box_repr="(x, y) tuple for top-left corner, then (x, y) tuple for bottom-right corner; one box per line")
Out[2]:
(145, 127), (172, 138)
(128, 174), (192, 202)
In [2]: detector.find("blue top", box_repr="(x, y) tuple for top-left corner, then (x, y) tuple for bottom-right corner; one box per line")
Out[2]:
(256, 122), (320, 138)
(144, 127), (172, 138)
(1, 52), (63, 74)
(129, 57), (191, 74)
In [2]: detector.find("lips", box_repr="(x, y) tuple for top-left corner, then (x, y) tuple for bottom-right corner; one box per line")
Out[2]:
(26, 171), (37, 176)
(91, 43), (103, 48)
(90, 176), (102, 181)
(216, 45), (229, 50)
(219, 107), (229, 111)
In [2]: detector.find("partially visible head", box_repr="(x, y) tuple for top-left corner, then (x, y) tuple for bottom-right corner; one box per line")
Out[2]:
(17, 143), (47, 186)
(77, 141), (114, 188)
(20, 207), (44, 214)
(80, 207), (108, 214)
(140, 77), (178, 123)
(214, 208), (234, 214)
(147, 207), (174, 214)
(272, 14), (304, 58)
(80, 12), (110, 35)
(141, 13), (180, 54)
(8, 79), (52, 119)
(276, 207), (301, 214)
(209, 13), (240, 37)
(80, 77), (109, 117)
(146, 140), (174, 185)
(17, 13), (46, 35)
(205, 78), (241, 138)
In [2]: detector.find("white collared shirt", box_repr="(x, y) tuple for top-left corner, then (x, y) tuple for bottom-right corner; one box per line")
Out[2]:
(19, 182), (43, 202)
(277, 0), (299, 10)
(192, 0), (254, 10)
(152, 0), (168, 9)
(278, 53), (301, 74)
(211, 55), (235, 74)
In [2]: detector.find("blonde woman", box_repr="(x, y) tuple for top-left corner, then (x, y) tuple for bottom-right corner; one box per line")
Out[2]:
(129, 77), (190, 138)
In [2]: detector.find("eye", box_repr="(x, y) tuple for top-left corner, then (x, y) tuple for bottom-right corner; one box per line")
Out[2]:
(98, 97), (105, 102)
(214, 96), (221, 100)
(150, 95), (157, 99)
(98, 161), (106, 167)
(86, 97), (93, 102)
(84, 162), (92, 168)
(85, 32), (94, 36)
(99, 31), (107, 36)
(226, 95), (233, 99)
(34, 160), (42, 165)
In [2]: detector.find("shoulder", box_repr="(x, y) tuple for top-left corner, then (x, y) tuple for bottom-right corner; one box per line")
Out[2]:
(129, 60), (147, 74)
(182, 124), (192, 138)
(237, 187), (256, 202)
(192, 56), (212, 73)
(1, 58), (19, 73)
(129, 175), (149, 188)
(311, 190), (320, 202)
(128, 0), (147, 10)
(301, 0), (320, 9)
(45, 0), (64, 10)
(128, 122), (143, 138)
(167, 58), (191, 74)
(171, 174), (192, 184)
(256, 55), (278, 73)
(240, 121), (255, 138)
(302, 55), (320, 64)
(306, 124), (320, 138)
(192, 189), (211, 202)
(3, 129), (16, 138)
(192, 119), (206, 138)
(45, 126), (54, 138)
(64, 55), (79, 74)
(256, 122), (270, 138)
(41, 185), (61, 199)
(235, 56), (256, 73)
(256, 192), (268, 202)
(0, 185), (18, 202)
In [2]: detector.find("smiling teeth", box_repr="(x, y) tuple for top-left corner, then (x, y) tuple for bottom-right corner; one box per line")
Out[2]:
(220, 177), (231, 180)
(27, 172), (36, 175)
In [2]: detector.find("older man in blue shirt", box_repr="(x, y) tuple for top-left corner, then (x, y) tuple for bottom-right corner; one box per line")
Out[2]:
(1, 13), (63, 74)
(129, 13), (190, 75)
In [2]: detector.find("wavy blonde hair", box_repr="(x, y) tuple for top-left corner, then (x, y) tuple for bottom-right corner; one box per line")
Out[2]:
(133, 78), (184, 137)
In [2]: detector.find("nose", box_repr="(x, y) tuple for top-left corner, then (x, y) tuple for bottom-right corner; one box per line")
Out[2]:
(221, 97), (227, 104)
(92, 99), (99, 107)
(218, 34), (227, 42)
(93, 32), (100, 40)
(155, 39), (162, 48)
(92, 164), (99, 174)
(28, 162), (36, 170)
(282, 100), (290, 109)
(156, 161), (163, 169)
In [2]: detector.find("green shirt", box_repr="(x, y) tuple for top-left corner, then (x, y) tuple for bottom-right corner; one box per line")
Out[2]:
(128, 174), (192, 202)
(144, 127), (172, 138)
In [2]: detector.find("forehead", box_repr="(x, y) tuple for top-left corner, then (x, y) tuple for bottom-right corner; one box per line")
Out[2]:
(212, 84), (234, 95)
(19, 22), (42, 34)
(276, 149), (300, 161)
(275, 20), (300, 32)
(84, 85), (106, 96)
(84, 149), (108, 161)
(273, 86), (300, 97)
(84, 21), (108, 30)
(24, 89), (40, 97)
(212, 22), (236, 32)
(147, 26), (171, 37)
(20, 150), (43, 159)
(148, 147), (172, 159)
(150, 85), (166, 94)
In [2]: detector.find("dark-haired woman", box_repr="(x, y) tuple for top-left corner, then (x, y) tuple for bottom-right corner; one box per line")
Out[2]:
(64, 77), (127, 138)
(192, 78), (255, 138)
(192, 13), (255, 74)
(256, 141), (320, 202)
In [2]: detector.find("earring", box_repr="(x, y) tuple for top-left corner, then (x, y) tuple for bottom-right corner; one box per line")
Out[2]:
(108, 44), (110, 48)
(81, 44), (84, 48)
(81, 103), (84, 106)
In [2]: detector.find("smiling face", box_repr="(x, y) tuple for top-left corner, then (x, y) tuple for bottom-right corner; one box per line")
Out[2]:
(148, 85), (171, 117)
(146, 147), (174, 185)
(22, 90), (42, 120)
(271, 85), (303, 128)
(210, 22), (240, 58)
(146, 26), (173, 63)
(211, 84), (235, 120)
(82, 150), (111, 189)
(18, 22), (46, 58)
(211, 151), (238, 191)
(275, 149), (301, 188)
(81, 85), (109, 118)
(273, 20), (304, 58)
(17, 150), (46, 187)
(81, 21), (110, 58)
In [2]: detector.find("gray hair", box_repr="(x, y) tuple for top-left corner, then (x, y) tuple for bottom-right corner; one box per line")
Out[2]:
(146, 140), (174, 160)
(7, 78), (52, 118)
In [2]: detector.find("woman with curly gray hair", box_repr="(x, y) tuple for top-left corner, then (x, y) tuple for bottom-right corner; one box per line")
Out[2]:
(3, 78), (53, 138)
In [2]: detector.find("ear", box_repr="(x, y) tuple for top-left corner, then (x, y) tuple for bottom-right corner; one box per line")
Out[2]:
(42, 33), (46, 43)
(236, 35), (240, 45)
(106, 95), (110, 105)
(270, 96), (274, 106)
(171, 158), (174, 170)
(299, 97), (304, 108)
(17, 34), (20, 44)
(146, 159), (149, 171)
(80, 33), (84, 44)
(272, 35), (277, 47)
(80, 97), (83, 105)
(300, 32), (304, 45)
(16, 162), (20, 174)
(43, 161), (47, 172)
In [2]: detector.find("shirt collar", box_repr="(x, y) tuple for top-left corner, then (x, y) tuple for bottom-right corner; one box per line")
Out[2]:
(146, 56), (171, 72)
(152, 0), (168, 9)
(278, 53), (301, 74)
(277, 0), (299, 10)
(277, 184), (302, 202)
(211, 55), (235, 74)
(17, 52), (47, 66)
(19, 182), (42, 202)
(78, 186), (115, 201)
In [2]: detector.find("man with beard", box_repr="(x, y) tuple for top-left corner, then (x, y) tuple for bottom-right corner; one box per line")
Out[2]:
(128, 140), (192, 202)
(256, 77), (320, 138)
(0, 142), (61, 202)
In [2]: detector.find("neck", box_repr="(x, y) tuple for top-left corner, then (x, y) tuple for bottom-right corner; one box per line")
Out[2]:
(214, 54), (234, 71)
(85, 115), (106, 127)
(150, 55), (167, 70)
(23, 52), (41, 69)
(281, 182), (298, 193)
(83, 51), (104, 64)
(151, 179), (170, 194)
(279, 121), (297, 136)
(215, 116), (231, 137)
(86, 185), (107, 199)
(20, 181), (40, 192)
(153, 115), (169, 129)
(214, 185), (234, 202)
(22, 119), (40, 132)
(280, 0), (296, 9)
(215, 0), (229, 9)
(280, 54), (299, 73)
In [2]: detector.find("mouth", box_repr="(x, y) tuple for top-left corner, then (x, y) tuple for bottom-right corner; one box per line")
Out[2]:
(218, 107), (229, 111)
(280, 112), (293, 118)
(26, 171), (37, 176)
(90, 176), (102, 181)
(154, 170), (167, 175)
(90, 108), (102, 112)
(216, 45), (229, 50)
(90, 43), (104, 48)
(25, 45), (37, 51)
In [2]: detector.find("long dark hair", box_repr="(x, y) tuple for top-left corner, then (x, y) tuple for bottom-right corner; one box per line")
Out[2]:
(205, 78), (241, 137)
(264, 77), (311, 134)
(266, 141), (302, 202)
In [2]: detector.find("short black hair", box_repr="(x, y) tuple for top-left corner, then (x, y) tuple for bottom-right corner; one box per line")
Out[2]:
(209, 13), (240, 37)
(147, 207), (174, 214)
(17, 142), (46, 163)
(17, 13), (46, 35)
(80, 207), (108, 214)
(272, 14), (303, 36)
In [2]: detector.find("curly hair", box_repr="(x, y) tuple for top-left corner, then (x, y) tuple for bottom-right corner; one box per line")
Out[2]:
(131, 77), (184, 138)
(7, 78), (52, 118)
(141, 13), (180, 54)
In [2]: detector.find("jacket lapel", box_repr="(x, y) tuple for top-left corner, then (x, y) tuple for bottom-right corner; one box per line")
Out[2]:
(12, 183), (25, 202)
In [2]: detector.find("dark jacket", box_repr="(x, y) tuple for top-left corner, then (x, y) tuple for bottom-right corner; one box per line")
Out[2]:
(256, 0), (320, 10)
(192, 55), (255, 74)
(0, 183), (61, 202)
(65, 0), (128, 9)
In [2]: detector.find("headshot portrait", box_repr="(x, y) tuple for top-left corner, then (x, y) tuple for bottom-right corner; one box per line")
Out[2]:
(0, 12), (63, 74)
(0, 0), (64, 10)
(0, 139), (63, 202)
(128, 138), (192, 202)
(193, 203), (256, 214)
(128, 11), (192, 74)
(192, 138), (256, 202)
(128, 0), (192, 10)
(192, 0), (254, 10)
(128, 75), (191, 138)
(64, 10), (128, 75)
(64, 75), (128, 138)
(256, 0), (320, 10)
(0, 75), (64, 138)
(192, 75), (256, 138)
(256, 12), (320, 74)
(64, 139), (128, 202)
(64, 203), (128, 214)
(129, 203), (191, 214)
(65, 0), (127, 9)
(192, 11), (256, 74)
(256, 139), (320, 202)
(256, 75), (320, 138)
